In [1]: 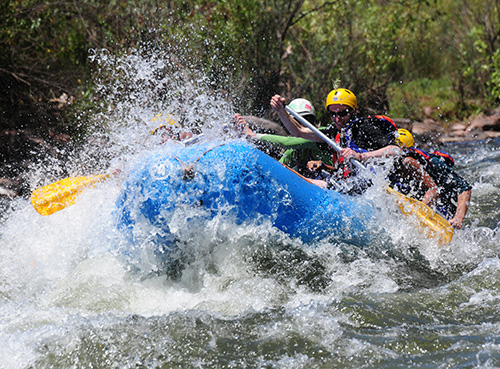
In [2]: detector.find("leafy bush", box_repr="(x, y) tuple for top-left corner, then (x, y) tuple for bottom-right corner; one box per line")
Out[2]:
(1, 0), (499, 142)
(387, 78), (458, 122)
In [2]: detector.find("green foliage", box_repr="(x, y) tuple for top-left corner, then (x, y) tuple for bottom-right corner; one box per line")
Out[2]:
(277, 0), (462, 120)
(1, 0), (499, 141)
(388, 78), (459, 122)
(489, 49), (500, 103)
(171, 0), (286, 113)
(438, 0), (500, 110)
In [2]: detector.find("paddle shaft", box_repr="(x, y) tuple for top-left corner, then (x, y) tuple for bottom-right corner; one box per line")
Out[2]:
(285, 106), (365, 170)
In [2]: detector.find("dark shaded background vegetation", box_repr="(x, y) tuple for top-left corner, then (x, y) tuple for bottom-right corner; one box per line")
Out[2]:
(1, 0), (499, 169)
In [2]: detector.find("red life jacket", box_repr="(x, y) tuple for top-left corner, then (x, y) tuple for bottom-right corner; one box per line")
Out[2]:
(330, 132), (350, 179)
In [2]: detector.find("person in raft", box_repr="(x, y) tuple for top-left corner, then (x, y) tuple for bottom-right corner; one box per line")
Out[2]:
(341, 129), (472, 229)
(150, 113), (204, 146)
(268, 88), (398, 191)
(234, 98), (338, 177)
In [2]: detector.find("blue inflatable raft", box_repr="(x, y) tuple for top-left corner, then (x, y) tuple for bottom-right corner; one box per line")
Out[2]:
(115, 141), (375, 256)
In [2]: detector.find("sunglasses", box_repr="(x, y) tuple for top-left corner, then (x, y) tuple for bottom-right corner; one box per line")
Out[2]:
(330, 109), (351, 118)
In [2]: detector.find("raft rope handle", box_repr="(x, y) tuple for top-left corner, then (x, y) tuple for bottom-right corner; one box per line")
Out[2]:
(172, 144), (226, 180)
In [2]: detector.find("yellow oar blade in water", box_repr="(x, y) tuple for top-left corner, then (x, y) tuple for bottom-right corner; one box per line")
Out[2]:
(30, 174), (110, 216)
(387, 187), (454, 245)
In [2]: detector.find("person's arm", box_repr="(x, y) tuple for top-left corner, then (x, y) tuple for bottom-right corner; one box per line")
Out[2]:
(449, 189), (471, 229)
(270, 95), (322, 142)
(255, 134), (317, 148)
(233, 113), (255, 137)
(340, 145), (403, 162)
(427, 156), (472, 228)
(309, 178), (328, 189)
(402, 157), (438, 206)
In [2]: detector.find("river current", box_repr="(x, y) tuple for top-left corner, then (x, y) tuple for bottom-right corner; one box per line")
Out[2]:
(1, 49), (499, 368)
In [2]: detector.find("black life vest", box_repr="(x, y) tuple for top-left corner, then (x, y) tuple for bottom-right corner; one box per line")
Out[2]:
(344, 115), (398, 152)
(400, 148), (463, 219)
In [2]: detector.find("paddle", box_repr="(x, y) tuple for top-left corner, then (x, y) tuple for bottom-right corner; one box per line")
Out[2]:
(386, 187), (453, 245)
(285, 105), (454, 244)
(30, 174), (111, 216)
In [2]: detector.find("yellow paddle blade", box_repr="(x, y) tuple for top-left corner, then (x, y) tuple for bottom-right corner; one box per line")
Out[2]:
(387, 187), (454, 245)
(30, 174), (110, 216)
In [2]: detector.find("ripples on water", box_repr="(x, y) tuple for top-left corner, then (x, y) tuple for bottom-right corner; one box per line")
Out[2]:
(1, 47), (500, 368)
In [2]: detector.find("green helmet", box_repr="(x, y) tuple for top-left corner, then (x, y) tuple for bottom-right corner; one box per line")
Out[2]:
(289, 98), (317, 126)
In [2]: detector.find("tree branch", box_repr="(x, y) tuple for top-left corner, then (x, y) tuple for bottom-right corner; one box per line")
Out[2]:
(0, 67), (31, 86)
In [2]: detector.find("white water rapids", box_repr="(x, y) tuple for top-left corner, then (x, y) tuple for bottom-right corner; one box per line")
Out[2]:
(0, 47), (499, 368)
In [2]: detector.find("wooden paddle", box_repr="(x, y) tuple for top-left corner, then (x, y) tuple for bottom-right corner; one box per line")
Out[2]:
(30, 174), (111, 216)
(285, 105), (454, 244)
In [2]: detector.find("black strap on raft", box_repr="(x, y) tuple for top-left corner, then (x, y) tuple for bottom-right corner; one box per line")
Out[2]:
(172, 157), (196, 180)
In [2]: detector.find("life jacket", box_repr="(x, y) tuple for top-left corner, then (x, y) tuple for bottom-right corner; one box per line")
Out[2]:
(400, 148), (461, 219)
(321, 132), (350, 179)
(405, 147), (431, 166)
(322, 116), (397, 180)
(405, 148), (455, 169)
(430, 150), (455, 167)
(344, 115), (398, 152)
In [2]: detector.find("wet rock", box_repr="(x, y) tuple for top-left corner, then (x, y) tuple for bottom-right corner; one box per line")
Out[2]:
(391, 112), (500, 146)
(410, 119), (446, 145)
(466, 115), (500, 133)
(485, 131), (500, 138)
(450, 123), (467, 135)
(392, 118), (412, 131)
(438, 113), (500, 143)
(0, 178), (18, 197)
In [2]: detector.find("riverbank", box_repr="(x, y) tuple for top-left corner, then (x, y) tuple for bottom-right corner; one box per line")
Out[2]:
(394, 108), (500, 147)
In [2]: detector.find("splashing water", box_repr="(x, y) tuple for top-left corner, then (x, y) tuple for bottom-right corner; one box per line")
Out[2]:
(1, 44), (500, 368)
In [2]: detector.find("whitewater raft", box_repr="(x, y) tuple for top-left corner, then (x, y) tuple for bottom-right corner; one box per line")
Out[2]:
(115, 141), (376, 252)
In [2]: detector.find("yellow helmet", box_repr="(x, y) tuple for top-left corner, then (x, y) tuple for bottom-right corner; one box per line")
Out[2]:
(151, 114), (177, 135)
(325, 88), (357, 110)
(395, 128), (415, 148)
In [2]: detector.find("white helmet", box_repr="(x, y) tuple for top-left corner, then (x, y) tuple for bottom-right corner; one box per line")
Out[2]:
(288, 98), (317, 126)
(289, 98), (315, 116)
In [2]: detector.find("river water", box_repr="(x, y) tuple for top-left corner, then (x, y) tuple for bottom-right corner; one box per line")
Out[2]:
(1, 48), (499, 368)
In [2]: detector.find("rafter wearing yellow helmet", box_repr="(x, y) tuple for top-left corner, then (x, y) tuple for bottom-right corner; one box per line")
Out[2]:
(151, 113), (178, 135)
